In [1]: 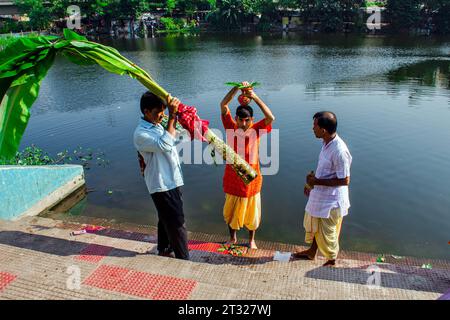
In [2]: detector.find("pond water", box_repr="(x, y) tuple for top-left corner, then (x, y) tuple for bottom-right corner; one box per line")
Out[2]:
(22, 33), (450, 260)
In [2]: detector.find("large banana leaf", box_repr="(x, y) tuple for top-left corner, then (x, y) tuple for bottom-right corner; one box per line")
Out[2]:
(0, 49), (56, 159)
(0, 29), (167, 160)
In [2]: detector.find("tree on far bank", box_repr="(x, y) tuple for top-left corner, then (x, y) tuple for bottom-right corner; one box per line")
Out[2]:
(423, 0), (450, 34)
(386, 0), (421, 31)
(14, 0), (52, 30)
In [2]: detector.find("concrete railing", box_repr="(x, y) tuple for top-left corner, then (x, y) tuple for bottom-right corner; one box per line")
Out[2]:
(0, 165), (85, 220)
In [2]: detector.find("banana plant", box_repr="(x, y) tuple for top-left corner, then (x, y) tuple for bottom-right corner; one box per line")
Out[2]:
(0, 29), (257, 183)
(0, 29), (166, 160)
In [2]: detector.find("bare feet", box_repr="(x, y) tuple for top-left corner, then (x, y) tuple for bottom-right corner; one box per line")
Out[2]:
(225, 238), (237, 246)
(323, 259), (336, 267)
(249, 240), (258, 249)
(292, 249), (316, 260)
(227, 227), (237, 246)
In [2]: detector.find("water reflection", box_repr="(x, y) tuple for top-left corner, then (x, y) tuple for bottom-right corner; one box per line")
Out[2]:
(387, 59), (450, 89)
(305, 59), (450, 107)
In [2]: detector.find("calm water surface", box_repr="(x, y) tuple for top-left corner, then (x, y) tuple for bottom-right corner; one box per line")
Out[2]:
(21, 33), (450, 259)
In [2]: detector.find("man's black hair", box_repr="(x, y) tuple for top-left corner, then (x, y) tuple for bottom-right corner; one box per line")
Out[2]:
(236, 105), (253, 118)
(140, 91), (165, 115)
(313, 111), (337, 135)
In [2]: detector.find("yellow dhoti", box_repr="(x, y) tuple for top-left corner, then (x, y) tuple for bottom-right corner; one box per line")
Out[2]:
(223, 193), (261, 231)
(303, 208), (343, 260)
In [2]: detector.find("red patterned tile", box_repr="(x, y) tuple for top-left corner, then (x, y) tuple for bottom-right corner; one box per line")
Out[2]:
(75, 244), (114, 263)
(83, 265), (197, 300)
(0, 272), (17, 292)
(152, 277), (197, 300)
(83, 265), (130, 290)
(188, 240), (222, 253)
(116, 271), (164, 298)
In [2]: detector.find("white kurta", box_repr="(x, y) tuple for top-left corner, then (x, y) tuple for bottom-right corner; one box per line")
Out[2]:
(305, 134), (352, 218)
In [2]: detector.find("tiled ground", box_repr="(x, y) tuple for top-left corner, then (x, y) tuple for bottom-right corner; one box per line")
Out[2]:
(0, 216), (448, 300)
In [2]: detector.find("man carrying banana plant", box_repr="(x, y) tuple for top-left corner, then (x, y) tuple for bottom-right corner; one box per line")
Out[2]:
(133, 91), (189, 260)
(220, 82), (275, 250)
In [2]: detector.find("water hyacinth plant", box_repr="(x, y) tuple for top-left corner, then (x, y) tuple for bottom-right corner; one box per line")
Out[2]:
(0, 144), (109, 168)
(0, 29), (257, 184)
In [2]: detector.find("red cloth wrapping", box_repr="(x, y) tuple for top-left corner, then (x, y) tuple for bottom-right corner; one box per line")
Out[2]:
(176, 103), (210, 141)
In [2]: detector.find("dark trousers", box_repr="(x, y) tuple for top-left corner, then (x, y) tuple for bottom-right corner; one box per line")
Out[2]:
(151, 187), (189, 260)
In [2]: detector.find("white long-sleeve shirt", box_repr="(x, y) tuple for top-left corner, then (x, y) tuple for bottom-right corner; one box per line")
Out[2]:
(133, 118), (184, 194)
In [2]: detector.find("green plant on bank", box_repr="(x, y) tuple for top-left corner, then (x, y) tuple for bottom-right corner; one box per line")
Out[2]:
(158, 17), (199, 34)
(364, 1), (386, 7)
(160, 17), (184, 31)
(0, 145), (109, 168)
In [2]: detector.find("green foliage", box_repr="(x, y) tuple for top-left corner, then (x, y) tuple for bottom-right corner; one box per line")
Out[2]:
(0, 34), (37, 50)
(0, 145), (109, 169)
(166, 0), (178, 15)
(160, 17), (183, 30)
(315, 0), (345, 32)
(297, 0), (365, 32)
(207, 0), (249, 29)
(111, 0), (150, 19)
(14, 0), (52, 30)
(386, 0), (422, 31)
(207, 0), (217, 10)
(4, 0), (450, 35)
(158, 17), (199, 33)
(364, 1), (386, 7)
(0, 20), (33, 34)
(13, 0), (151, 32)
(424, 0), (450, 34)
(434, 3), (450, 34)
(0, 35), (57, 160)
(225, 81), (260, 89)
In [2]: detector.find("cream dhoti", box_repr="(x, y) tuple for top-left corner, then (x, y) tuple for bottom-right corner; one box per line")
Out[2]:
(303, 208), (343, 260)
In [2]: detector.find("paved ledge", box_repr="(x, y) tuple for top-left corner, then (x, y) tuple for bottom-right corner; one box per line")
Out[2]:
(0, 216), (449, 300)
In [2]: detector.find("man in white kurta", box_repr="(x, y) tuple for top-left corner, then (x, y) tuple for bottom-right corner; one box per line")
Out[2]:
(294, 111), (352, 267)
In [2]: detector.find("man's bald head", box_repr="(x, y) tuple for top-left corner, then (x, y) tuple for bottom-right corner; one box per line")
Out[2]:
(313, 111), (337, 135)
